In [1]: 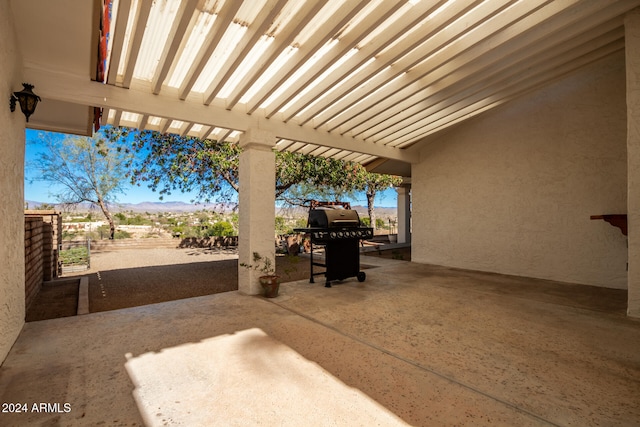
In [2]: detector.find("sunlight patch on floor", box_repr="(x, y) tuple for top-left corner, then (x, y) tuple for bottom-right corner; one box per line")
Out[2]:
(125, 328), (408, 426)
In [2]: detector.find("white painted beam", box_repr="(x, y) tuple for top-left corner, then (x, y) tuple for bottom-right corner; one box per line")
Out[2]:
(246, 0), (370, 114)
(152, 0), (198, 95)
(107, 0), (131, 85)
(178, 0), (243, 100)
(378, 27), (624, 146)
(334, 0), (628, 144)
(25, 67), (413, 162)
(306, 0), (533, 129)
(263, 0), (404, 118)
(122, 0), (152, 88)
(225, 0), (327, 109)
(399, 41), (624, 148)
(203, 0), (289, 104)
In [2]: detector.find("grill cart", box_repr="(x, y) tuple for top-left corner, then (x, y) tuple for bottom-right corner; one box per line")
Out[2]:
(295, 201), (373, 287)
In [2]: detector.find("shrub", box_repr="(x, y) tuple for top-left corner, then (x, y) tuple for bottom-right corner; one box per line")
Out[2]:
(208, 221), (235, 237)
(59, 246), (89, 265)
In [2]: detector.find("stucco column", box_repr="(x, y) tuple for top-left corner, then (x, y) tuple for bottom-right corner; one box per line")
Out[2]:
(626, 9), (640, 317)
(0, 0), (26, 364)
(397, 184), (411, 244)
(238, 129), (276, 295)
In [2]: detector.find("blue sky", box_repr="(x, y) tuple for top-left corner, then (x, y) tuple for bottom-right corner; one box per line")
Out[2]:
(24, 129), (398, 208)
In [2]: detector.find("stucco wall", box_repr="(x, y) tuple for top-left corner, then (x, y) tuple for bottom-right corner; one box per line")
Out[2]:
(0, 1), (25, 364)
(413, 52), (628, 289)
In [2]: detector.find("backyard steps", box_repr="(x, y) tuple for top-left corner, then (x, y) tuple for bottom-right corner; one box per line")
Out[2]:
(91, 237), (179, 251)
(90, 236), (240, 252)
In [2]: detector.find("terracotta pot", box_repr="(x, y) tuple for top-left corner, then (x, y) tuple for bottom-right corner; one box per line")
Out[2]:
(259, 275), (280, 298)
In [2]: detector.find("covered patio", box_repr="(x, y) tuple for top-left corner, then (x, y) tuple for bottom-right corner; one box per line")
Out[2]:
(2, 0), (640, 424)
(1, 258), (638, 425)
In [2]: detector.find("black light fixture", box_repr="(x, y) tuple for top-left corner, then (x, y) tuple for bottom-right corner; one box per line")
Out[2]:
(9, 83), (41, 122)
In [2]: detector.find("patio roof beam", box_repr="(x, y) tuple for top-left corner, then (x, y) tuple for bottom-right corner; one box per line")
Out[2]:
(317, 0), (606, 143)
(27, 67), (412, 163)
(202, 0), (290, 105)
(350, 0), (628, 145)
(376, 25), (624, 146)
(224, 0), (327, 109)
(106, 0), (131, 85)
(278, 0), (469, 123)
(122, 0), (153, 88)
(306, 0), (518, 129)
(393, 39), (625, 148)
(263, 0), (405, 118)
(245, 0), (371, 115)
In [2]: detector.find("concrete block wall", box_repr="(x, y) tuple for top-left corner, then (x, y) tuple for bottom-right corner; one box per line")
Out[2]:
(24, 217), (44, 311)
(25, 211), (62, 281)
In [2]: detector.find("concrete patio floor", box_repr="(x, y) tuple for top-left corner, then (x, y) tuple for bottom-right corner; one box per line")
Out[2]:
(0, 256), (639, 426)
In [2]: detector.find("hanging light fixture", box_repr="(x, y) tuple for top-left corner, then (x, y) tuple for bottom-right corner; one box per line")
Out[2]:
(9, 83), (41, 122)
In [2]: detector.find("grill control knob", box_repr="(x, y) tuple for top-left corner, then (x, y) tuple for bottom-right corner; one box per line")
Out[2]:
(330, 232), (336, 239)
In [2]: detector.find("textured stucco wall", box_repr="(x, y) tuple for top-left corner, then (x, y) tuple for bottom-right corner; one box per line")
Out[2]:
(238, 130), (276, 295)
(413, 52), (628, 289)
(626, 9), (640, 315)
(0, 1), (26, 364)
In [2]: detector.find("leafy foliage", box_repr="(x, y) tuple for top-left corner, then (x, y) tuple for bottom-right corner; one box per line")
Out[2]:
(27, 130), (133, 239)
(58, 246), (89, 266)
(103, 126), (402, 229)
(209, 221), (235, 237)
(106, 127), (374, 204)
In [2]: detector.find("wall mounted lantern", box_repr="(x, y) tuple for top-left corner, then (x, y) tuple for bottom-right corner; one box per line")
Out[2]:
(9, 83), (41, 122)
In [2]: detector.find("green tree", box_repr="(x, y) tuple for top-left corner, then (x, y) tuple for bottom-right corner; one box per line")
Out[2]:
(103, 127), (401, 226)
(28, 131), (132, 239)
(350, 165), (402, 231)
(288, 162), (402, 231)
(209, 221), (235, 236)
(105, 127), (352, 203)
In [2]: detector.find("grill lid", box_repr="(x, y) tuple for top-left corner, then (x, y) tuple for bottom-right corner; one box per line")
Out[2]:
(308, 208), (361, 228)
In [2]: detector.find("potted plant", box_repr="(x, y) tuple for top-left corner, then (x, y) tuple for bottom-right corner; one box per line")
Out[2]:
(240, 252), (280, 298)
(388, 218), (398, 244)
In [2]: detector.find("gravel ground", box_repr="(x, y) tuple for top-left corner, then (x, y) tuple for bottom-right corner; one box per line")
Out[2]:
(81, 247), (317, 313)
(28, 246), (398, 318)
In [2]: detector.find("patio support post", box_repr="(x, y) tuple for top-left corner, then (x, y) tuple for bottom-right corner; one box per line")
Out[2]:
(238, 128), (276, 295)
(626, 8), (640, 317)
(397, 184), (411, 244)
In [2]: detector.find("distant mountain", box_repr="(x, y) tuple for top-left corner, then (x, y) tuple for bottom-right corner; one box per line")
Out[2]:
(114, 201), (234, 213)
(25, 200), (397, 216)
(276, 204), (397, 218)
(25, 200), (234, 213)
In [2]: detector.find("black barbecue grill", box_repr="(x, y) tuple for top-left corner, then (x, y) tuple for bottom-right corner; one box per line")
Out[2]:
(295, 201), (373, 287)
